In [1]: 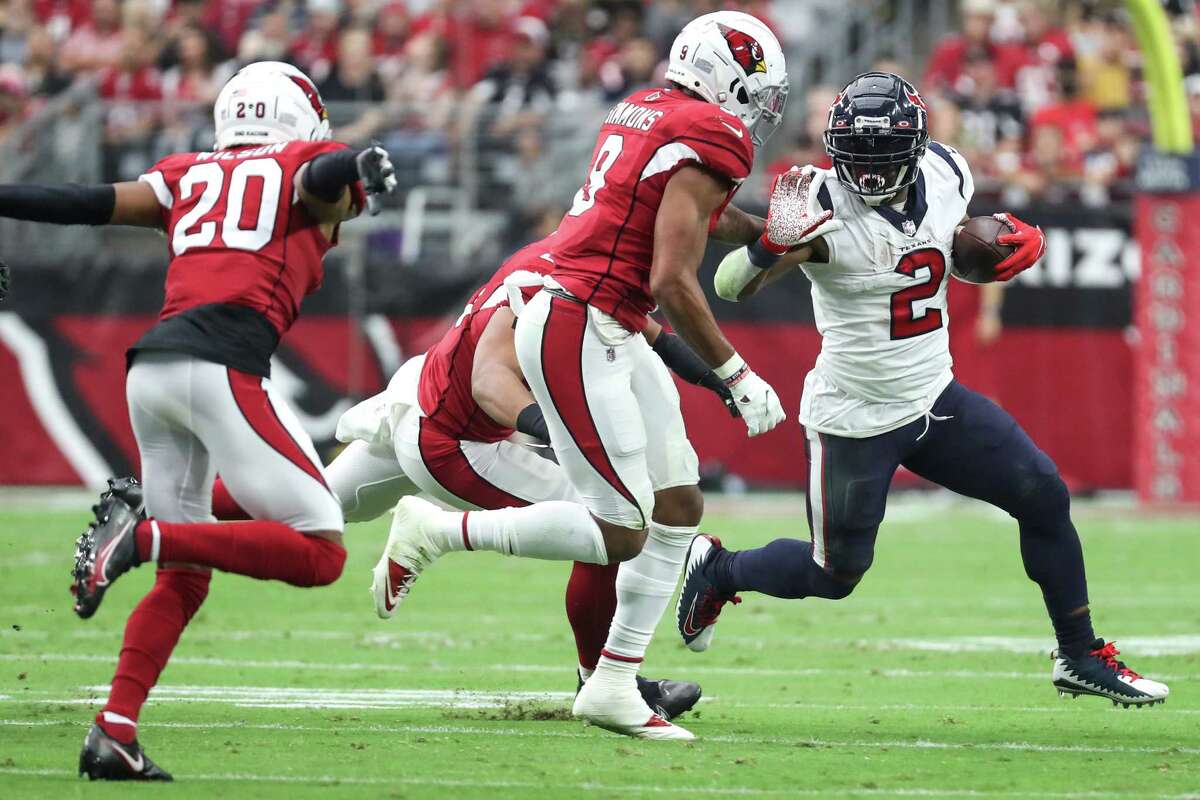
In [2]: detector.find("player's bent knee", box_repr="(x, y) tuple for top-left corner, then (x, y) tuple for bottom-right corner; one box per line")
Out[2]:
(1017, 460), (1071, 524)
(303, 534), (347, 586)
(818, 572), (862, 600)
(651, 484), (703, 528)
(600, 526), (648, 562)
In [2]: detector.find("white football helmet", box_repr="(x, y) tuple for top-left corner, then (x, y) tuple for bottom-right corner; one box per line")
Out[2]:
(213, 61), (331, 150)
(663, 11), (788, 147)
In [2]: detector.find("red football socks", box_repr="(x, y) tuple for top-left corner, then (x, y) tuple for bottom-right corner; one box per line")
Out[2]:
(99, 567), (211, 743)
(564, 561), (619, 671)
(134, 519), (346, 587)
(210, 478), (250, 520)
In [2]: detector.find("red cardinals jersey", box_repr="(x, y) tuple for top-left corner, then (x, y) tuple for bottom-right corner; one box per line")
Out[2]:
(129, 140), (365, 376)
(549, 87), (755, 332)
(418, 242), (554, 444)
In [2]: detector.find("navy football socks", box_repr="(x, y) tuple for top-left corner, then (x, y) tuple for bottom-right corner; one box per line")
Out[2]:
(708, 538), (854, 600)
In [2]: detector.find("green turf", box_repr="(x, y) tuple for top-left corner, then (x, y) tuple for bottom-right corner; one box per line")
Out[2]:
(0, 496), (1197, 799)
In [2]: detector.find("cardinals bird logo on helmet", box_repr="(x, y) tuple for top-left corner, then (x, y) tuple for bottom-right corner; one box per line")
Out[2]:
(718, 24), (767, 75)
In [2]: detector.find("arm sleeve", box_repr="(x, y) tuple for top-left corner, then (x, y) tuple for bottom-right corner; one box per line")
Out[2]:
(298, 141), (367, 213)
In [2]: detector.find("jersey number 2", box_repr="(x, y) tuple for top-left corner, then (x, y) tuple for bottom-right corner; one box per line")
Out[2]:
(173, 158), (283, 256)
(568, 134), (623, 217)
(890, 249), (946, 340)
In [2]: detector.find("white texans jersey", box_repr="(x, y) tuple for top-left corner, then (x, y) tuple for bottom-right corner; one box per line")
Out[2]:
(799, 142), (974, 438)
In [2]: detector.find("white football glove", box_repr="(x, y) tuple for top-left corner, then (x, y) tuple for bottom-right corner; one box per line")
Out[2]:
(715, 354), (786, 437)
(356, 144), (398, 216)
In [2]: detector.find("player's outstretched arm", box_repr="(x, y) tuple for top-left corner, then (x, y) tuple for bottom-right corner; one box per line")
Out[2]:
(650, 166), (784, 437)
(642, 318), (738, 417)
(710, 204), (765, 245)
(470, 307), (551, 444)
(714, 166), (839, 302)
(296, 144), (397, 223)
(0, 181), (163, 228)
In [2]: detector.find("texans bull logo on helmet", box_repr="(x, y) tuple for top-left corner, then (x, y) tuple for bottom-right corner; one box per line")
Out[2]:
(718, 23), (767, 75)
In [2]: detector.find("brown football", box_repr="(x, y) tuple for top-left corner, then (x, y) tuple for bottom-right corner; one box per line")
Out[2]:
(951, 216), (1014, 284)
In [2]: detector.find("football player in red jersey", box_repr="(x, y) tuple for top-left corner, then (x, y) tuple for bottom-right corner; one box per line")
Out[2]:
(0, 61), (396, 779)
(381, 11), (836, 739)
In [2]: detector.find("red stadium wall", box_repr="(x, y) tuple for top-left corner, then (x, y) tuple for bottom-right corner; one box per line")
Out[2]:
(0, 313), (1133, 490)
(0, 204), (1136, 490)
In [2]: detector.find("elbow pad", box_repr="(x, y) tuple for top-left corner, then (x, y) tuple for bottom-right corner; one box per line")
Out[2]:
(714, 246), (762, 301)
(0, 183), (115, 225)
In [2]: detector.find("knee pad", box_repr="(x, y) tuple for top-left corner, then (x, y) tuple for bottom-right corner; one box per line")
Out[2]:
(815, 570), (861, 600)
(1017, 458), (1071, 524)
(823, 531), (876, 580)
(306, 538), (347, 587)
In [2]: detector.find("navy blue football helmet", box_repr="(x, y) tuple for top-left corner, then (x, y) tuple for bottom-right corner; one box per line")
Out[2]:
(824, 72), (929, 205)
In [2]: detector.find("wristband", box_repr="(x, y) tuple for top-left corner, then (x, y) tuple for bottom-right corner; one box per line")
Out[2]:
(713, 353), (750, 386)
(516, 403), (551, 444)
(747, 237), (784, 269)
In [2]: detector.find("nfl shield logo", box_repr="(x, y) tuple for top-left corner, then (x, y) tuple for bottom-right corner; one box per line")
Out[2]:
(903, 220), (916, 236)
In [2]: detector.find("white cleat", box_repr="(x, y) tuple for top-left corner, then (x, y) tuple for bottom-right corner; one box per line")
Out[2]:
(371, 496), (449, 619)
(572, 670), (695, 740)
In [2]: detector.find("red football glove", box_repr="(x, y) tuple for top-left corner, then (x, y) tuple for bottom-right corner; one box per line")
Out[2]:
(992, 212), (1046, 281)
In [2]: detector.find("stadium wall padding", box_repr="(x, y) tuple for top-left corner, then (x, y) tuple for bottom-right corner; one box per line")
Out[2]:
(0, 204), (1137, 490)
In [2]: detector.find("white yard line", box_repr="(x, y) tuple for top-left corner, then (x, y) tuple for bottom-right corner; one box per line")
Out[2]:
(4, 766), (1198, 798)
(0, 719), (1195, 758)
(0, 652), (1193, 682)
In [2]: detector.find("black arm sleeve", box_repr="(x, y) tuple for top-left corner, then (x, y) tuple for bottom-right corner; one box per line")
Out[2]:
(301, 148), (360, 202)
(0, 184), (115, 225)
(652, 331), (726, 394)
(516, 403), (551, 445)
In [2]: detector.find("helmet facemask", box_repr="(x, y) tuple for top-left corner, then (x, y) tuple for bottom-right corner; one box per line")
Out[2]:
(823, 72), (930, 205)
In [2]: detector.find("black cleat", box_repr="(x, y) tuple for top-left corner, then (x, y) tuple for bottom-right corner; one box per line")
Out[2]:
(71, 495), (142, 619)
(675, 534), (740, 652)
(637, 676), (702, 721)
(1052, 638), (1169, 707)
(102, 476), (145, 517)
(575, 671), (702, 722)
(78, 724), (172, 781)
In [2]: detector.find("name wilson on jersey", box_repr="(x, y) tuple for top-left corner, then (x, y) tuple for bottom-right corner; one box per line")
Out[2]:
(604, 101), (664, 132)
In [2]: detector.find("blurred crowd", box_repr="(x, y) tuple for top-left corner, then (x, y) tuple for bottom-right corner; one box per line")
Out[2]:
(775, 0), (1200, 207)
(0, 0), (1197, 214)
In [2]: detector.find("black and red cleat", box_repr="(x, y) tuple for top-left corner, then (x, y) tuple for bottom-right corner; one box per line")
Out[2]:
(102, 476), (145, 517)
(675, 534), (741, 652)
(79, 724), (172, 781)
(71, 494), (142, 619)
(1052, 638), (1169, 707)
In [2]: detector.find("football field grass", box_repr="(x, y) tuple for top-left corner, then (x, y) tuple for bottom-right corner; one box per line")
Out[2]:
(0, 492), (1197, 799)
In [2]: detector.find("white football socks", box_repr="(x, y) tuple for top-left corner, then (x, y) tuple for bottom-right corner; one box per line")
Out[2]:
(595, 521), (696, 675)
(436, 502), (608, 564)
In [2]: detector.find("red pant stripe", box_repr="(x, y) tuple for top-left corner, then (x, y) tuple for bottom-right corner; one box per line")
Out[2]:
(227, 369), (328, 490)
(540, 297), (642, 517)
(417, 419), (528, 509)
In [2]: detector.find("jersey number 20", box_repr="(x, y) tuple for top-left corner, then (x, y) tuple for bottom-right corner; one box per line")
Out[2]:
(173, 158), (283, 256)
(890, 249), (945, 340)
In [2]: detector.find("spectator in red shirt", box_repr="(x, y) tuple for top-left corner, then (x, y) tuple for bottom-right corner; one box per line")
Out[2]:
(373, 2), (412, 72)
(423, 0), (517, 90)
(925, 0), (1028, 92)
(60, 0), (123, 73)
(1029, 60), (1098, 164)
(289, 0), (343, 85)
(200, 0), (266, 60)
(161, 26), (232, 105)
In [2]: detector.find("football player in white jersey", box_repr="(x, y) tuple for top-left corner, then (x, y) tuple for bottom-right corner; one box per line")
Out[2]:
(676, 72), (1169, 707)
